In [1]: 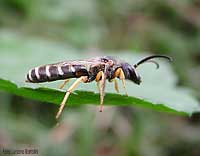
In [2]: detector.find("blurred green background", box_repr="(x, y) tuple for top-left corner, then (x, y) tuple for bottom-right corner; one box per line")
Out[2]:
(0, 0), (200, 156)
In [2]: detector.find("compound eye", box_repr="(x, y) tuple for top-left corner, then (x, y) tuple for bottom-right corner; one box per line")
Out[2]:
(137, 75), (142, 84)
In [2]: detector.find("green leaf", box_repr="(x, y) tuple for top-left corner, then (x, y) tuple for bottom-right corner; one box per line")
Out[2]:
(0, 79), (186, 115)
(0, 30), (199, 115)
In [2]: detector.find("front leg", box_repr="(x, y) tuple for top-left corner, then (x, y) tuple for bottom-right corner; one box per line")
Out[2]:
(114, 68), (128, 96)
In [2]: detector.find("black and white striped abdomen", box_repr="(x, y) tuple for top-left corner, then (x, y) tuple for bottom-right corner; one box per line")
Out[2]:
(26, 64), (89, 83)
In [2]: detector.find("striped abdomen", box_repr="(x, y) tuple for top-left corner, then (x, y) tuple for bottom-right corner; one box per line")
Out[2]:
(26, 64), (89, 83)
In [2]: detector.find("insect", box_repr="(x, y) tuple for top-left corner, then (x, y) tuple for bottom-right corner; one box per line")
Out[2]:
(26, 55), (172, 119)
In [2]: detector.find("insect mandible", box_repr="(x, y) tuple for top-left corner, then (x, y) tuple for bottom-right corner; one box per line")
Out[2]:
(25, 55), (172, 119)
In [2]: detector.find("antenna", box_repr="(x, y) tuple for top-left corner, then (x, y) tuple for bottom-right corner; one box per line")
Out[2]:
(134, 55), (172, 69)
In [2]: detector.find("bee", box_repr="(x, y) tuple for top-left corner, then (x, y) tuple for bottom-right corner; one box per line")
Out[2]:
(26, 55), (172, 119)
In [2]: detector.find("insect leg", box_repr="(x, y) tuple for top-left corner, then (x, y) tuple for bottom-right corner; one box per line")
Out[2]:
(59, 79), (70, 89)
(97, 81), (100, 93)
(114, 79), (119, 93)
(95, 71), (106, 112)
(115, 68), (128, 96)
(110, 79), (119, 93)
(56, 76), (88, 119)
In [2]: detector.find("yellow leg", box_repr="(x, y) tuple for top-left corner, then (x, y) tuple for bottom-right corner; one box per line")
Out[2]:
(56, 76), (88, 119)
(110, 79), (119, 93)
(59, 79), (70, 89)
(114, 79), (119, 93)
(97, 81), (100, 93)
(114, 68), (128, 96)
(96, 71), (106, 112)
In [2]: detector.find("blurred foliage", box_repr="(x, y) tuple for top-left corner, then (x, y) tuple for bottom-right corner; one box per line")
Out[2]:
(0, 0), (200, 156)
(0, 32), (199, 115)
(0, 0), (199, 92)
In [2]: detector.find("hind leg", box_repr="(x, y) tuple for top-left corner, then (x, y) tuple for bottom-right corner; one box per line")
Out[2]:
(56, 76), (88, 119)
(59, 79), (70, 89)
